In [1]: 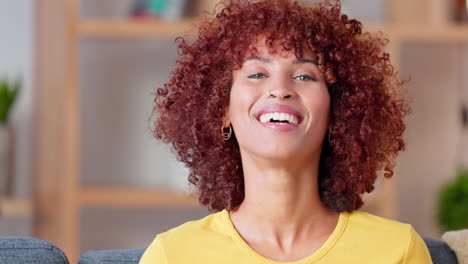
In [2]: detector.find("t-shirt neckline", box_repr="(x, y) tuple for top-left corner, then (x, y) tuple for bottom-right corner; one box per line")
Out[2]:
(221, 209), (349, 264)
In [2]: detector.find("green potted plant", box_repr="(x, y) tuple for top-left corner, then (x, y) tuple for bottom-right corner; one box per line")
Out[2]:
(437, 168), (468, 231)
(0, 78), (20, 197)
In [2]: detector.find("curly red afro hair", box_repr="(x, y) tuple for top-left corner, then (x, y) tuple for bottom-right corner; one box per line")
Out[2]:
(151, 0), (411, 212)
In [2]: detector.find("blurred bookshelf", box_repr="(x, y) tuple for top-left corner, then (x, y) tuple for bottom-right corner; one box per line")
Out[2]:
(35, 0), (468, 262)
(35, 0), (214, 262)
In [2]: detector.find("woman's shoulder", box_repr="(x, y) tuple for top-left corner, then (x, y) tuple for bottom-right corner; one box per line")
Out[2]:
(349, 210), (409, 229)
(340, 210), (432, 263)
(140, 210), (232, 263)
(345, 210), (426, 247)
(157, 209), (230, 243)
(312, 210), (432, 263)
(346, 210), (412, 236)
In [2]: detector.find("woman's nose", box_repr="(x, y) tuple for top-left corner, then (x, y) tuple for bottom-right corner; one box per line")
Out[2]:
(267, 77), (296, 99)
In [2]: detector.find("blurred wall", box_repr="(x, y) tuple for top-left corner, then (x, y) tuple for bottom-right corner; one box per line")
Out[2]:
(398, 45), (468, 238)
(0, 0), (34, 235)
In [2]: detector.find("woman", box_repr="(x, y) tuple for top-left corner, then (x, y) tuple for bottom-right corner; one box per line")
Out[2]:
(141, 0), (432, 263)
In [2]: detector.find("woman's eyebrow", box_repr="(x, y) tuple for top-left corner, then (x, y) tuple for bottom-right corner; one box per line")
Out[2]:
(293, 59), (318, 66)
(244, 56), (271, 63)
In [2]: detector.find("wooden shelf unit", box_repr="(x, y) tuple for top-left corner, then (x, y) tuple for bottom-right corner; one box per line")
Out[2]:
(0, 198), (32, 218)
(79, 187), (199, 208)
(367, 24), (468, 43)
(35, 0), (465, 262)
(79, 20), (468, 42)
(79, 19), (201, 38)
(35, 1), (215, 262)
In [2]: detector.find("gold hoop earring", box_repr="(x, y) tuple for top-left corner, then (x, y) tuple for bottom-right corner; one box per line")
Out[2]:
(221, 124), (232, 141)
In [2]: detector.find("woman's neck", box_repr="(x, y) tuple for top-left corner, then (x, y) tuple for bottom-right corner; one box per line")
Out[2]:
(229, 150), (337, 249)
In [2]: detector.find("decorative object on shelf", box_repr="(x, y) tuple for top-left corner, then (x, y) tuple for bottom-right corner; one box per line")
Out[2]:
(131, 0), (187, 22)
(131, 0), (157, 20)
(437, 169), (468, 231)
(455, 0), (468, 22)
(0, 78), (20, 197)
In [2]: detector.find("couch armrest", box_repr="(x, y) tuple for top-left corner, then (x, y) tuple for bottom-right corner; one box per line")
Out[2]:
(423, 237), (458, 264)
(0, 237), (69, 264)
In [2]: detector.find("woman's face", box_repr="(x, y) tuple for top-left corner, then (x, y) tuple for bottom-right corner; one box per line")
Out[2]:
(227, 40), (330, 162)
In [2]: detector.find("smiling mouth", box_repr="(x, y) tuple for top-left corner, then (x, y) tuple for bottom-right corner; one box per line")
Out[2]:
(259, 112), (299, 125)
(255, 104), (304, 128)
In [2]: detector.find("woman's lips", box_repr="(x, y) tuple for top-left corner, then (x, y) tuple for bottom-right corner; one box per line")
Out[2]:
(259, 121), (299, 132)
(255, 104), (303, 132)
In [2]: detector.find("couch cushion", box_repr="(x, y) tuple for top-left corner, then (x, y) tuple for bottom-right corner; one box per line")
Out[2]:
(424, 237), (458, 264)
(0, 237), (69, 264)
(79, 249), (144, 264)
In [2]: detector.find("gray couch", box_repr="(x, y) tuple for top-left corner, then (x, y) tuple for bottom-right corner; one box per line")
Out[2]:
(0, 237), (459, 264)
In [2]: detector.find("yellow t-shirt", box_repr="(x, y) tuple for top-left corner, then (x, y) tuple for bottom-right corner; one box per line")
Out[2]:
(140, 209), (433, 264)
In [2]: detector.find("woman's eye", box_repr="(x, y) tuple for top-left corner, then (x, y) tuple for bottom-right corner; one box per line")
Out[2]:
(247, 73), (268, 79)
(294, 74), (316, 81)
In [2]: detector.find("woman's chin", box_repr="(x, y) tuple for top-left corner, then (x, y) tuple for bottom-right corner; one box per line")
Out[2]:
(244, 145), (313, 163)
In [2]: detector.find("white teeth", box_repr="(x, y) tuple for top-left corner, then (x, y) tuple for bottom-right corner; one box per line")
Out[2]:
(273, 112), (280, 121)
(260, 114), (269, 123)
(259, 112), (299, 125)
(291, 116), (298, 124)
(279, 113), (286, 121)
